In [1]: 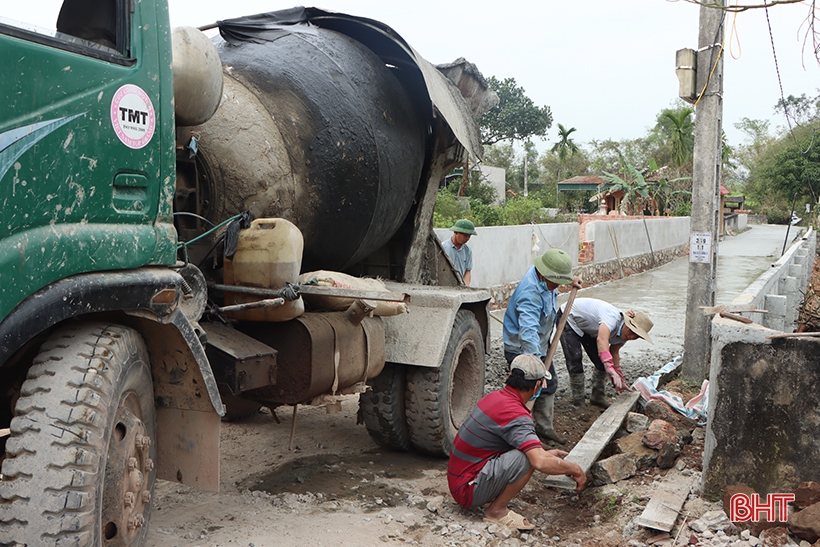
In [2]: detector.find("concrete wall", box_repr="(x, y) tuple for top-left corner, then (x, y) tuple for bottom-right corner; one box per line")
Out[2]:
(476, 164), (506, 205)
(584, 217), (690, 264)
(435, 223), (578, 289)
(435, 217), (692, 305)
(723, 213), (748, 234)
(702, 228), (817, 499)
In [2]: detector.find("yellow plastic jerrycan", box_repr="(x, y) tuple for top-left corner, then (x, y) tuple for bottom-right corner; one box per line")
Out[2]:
(223, 218), (305, 321)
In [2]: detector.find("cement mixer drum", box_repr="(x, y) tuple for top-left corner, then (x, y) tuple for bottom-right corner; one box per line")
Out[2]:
(178, 23), (428, 272)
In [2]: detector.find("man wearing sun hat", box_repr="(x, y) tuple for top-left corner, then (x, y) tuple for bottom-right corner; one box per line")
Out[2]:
(447, 354), (586, 531)
(556, 297), (654, 409)
(502, 249), (582, 444)
(442, 219), (477, 286)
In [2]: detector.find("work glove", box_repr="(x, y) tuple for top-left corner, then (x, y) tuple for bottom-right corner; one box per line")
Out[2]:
(599, 351), (628, 393)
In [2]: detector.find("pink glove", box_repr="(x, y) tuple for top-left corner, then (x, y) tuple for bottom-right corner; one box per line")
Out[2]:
(599, 351), (628, 393)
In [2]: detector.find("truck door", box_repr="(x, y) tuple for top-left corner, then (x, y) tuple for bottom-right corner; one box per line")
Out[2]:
(0, 0), (176, 320)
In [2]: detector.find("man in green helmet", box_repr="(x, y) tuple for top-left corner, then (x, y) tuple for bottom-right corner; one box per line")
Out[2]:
(502, 249), (581, 444)
(443, 219), (477, 286)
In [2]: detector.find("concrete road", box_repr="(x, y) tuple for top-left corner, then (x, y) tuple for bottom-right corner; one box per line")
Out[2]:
(560, 224), (794, 369)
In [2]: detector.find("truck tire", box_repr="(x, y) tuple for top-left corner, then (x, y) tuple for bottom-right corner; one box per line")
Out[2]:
(221, 395), (263, 422)
(358, 363), (412, 451)
(0, 322), (157, 547)
(405, 309), (485, 456)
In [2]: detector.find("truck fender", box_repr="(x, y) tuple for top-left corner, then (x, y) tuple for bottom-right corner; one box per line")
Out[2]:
(381, 283), (490, 368)
(0, 266), (222, 411)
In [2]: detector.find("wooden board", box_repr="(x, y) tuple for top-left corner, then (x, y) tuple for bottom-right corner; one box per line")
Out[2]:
(542, 391), (641, 489)
(634, 468), (696, 532)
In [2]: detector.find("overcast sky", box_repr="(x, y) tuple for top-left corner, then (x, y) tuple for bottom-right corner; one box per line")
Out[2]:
(7, 1), (820, 151)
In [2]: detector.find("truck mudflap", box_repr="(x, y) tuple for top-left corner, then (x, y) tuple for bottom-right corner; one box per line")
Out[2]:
(381, 283), (490, 368)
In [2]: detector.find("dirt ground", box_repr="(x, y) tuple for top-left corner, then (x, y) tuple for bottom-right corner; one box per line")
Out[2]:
(145, 347), (708, 547)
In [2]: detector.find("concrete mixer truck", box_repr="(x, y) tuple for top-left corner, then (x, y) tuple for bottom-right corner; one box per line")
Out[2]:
(0, 1), (496, 545)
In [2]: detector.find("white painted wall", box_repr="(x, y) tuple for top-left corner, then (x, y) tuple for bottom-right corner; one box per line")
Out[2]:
(475, 164), (506, 205)
(435, 217), (692, 288)
(435, 223), (578, 288)
(585, 217), (690, 264)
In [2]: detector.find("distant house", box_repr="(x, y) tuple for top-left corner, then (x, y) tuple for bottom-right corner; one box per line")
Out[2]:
(557, 175), (618, 214)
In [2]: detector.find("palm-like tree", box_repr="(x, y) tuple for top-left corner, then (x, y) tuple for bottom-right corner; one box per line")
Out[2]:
(551, 124), (579, 162)
(661, 108), (694, 170)
(551, 123), (579, 181)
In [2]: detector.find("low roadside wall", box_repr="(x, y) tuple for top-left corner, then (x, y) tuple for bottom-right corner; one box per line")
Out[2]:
(582, 216), (690, 265)
(435, 216), (691, 306)
(434, 223), (578, 291)
(702, 228), (818, 499)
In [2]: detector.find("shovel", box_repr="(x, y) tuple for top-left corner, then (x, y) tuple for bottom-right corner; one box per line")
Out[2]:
(526, 285), (578, 410)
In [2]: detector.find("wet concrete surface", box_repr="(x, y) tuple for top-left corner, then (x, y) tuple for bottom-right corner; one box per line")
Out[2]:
(560, 224), (793, 366)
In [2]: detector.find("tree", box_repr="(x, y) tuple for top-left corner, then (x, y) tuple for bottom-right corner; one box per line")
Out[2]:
(601, 152), (652, 215)
(479, 76), (553, 146)
(660, 107), (695, 169)
(775, 93), (820, 127)
(550, 123), (579, 182)
(551, 124), (579, 162)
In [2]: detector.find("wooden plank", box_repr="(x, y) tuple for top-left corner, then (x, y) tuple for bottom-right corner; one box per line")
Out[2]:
(634, 468), (696, 532)
(542, 391), (641, 489)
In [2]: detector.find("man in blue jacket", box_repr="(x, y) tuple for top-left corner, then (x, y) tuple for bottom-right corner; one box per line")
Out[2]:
(502, 249), (581, 444)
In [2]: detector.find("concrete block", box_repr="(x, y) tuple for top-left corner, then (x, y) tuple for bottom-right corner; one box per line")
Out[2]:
(591, 453), (637, 485)
(789, 503), (820, 543)
(763, 294), (787, 331)
(689, 510), (731, 533)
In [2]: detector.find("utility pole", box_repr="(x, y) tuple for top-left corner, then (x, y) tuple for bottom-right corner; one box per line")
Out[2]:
(682, 1), (725, 383)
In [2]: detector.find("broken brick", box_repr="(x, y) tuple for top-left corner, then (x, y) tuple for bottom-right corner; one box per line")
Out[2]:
(625, 411), (650, 433)
(788, 501), (820, 543)
(642, 419), (677, 450)
(758, 526), (797, 547)
(657, 441), (677, 469)
(615, 431), (658, 469)
(591, 453), (636, 485)
(795, 482), (820, 509)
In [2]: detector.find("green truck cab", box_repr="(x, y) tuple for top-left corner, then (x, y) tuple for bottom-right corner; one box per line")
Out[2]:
(1, 2), (223, 545)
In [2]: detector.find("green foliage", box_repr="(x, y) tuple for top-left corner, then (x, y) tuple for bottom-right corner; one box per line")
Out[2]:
(601, 152), (651, 214)
(551, 123), (579, 163)
(480, 76), (553, 145)
(432, 191), (467, 229)
(470, 201), (503, 226)
(499, 196), (545, 225)
(775, 93), (820, 126)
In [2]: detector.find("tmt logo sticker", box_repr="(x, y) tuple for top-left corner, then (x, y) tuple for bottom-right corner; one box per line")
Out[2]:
(110, 84), (156, 149)
(729, 493), (795, 522)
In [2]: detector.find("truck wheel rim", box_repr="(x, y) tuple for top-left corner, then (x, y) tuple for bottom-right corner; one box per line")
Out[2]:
(101, 392), (153, 546)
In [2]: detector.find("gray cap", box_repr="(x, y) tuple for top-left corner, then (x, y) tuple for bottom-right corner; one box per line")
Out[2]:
(510, 354), (551, 381)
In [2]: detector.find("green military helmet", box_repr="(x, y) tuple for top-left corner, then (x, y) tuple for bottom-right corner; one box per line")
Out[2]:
(534, 249), (573, 285)
(450, 219), (477, 236)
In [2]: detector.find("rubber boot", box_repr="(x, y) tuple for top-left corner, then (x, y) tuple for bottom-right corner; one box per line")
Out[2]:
(590, 369), (611, 409)
(532, 393), (566, 444)
(569, 373), (586, 408)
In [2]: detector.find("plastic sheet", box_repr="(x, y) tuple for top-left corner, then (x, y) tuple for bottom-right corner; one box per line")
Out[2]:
(631, 355), (709, 424)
